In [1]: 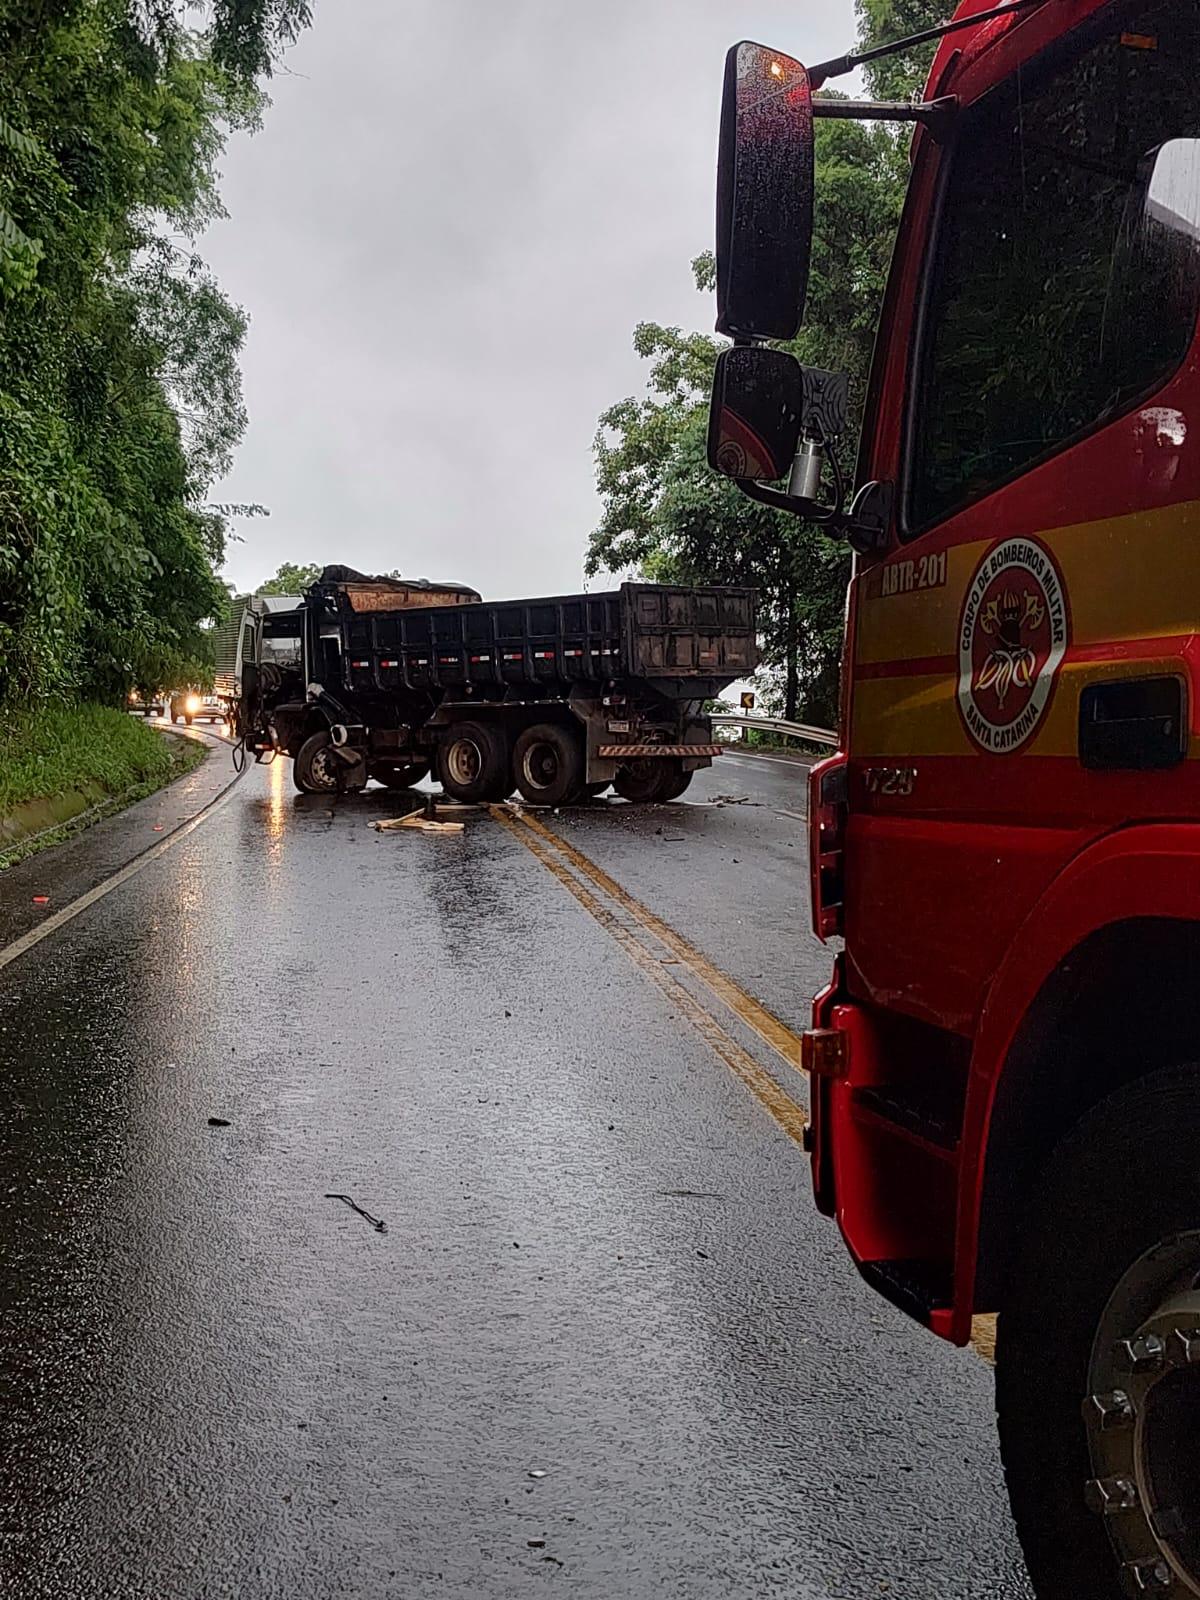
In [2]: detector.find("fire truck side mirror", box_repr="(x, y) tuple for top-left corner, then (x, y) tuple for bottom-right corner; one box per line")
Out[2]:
(715, 41), (815, 342)
(707, 345), (803, 481)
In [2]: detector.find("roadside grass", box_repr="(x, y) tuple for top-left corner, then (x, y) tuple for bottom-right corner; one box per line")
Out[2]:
(0, 703), (207, 866)
(0, 702), (192, 812)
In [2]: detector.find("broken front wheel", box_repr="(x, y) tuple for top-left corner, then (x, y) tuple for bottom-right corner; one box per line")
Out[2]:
(293, 732), (342, 794)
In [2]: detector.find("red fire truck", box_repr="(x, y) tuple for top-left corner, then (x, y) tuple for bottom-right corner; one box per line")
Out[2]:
(709, 4), (1200, 1594)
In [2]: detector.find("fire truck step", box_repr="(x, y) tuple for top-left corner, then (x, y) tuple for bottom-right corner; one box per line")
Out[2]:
(851, 1084), (961, 1156)
(858, 1259), (953, 1324)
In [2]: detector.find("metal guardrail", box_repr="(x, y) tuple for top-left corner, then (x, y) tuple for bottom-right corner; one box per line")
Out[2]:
(711, 713), (838, 749)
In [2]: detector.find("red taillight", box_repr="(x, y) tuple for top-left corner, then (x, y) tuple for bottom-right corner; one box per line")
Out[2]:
(808, 754), (847, 940)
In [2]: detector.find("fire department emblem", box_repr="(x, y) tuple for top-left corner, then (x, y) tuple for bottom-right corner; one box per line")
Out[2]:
(957, 537), (1068, 754)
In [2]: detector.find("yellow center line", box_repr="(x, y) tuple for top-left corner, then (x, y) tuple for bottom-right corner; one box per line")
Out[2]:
(489, 805), (809, 1146)
(492, 805), (1001, 1366)
(492, 803), (806, 1074)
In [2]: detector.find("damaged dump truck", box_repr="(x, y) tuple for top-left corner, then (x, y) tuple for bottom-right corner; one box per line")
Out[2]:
(230, 567), (757, 804)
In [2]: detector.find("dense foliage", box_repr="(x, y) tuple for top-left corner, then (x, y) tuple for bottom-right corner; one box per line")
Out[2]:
(256, 561), (321, 596)
(588, 2), (941, 724)
(0, 0), (309, 710)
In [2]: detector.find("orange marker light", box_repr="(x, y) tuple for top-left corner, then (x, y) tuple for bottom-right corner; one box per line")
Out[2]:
(801, 1028), (849, 1079)
(769, 58), (785, 79)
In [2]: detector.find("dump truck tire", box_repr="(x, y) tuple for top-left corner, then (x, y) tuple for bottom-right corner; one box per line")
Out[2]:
(437, 723), (510, 803)
(513, 724), (583, 808)
(660, 765), (693, 800)
(614, 760), (674, 804)
(373, 762), (430, 791)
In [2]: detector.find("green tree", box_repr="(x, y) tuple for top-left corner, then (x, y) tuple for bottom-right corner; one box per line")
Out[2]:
(587, 2), (943, 724)
(0, 0), (312, 709)
(256, 561), (321, 595)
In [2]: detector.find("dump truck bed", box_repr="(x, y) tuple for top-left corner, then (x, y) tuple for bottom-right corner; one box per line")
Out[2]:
(328, 582), (757, 698)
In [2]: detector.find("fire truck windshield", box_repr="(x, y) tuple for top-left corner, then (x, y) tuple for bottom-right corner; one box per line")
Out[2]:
(909, 2), (1200, 533)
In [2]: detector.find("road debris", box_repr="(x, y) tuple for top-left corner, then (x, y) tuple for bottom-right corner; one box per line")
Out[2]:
(528, 1469), (547, 1479)
(372, 796), (467, 835)
(325, 1193), (387, 1233)
(373, 813), (464, 835)
(207, 1116), (231, 1127)
(706, 794), (763, 807)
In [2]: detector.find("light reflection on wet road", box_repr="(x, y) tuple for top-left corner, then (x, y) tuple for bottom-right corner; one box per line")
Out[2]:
(0, 751), (1032, 1599)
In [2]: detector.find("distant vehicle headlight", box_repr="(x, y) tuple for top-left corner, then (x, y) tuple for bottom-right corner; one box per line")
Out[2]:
(185, 693), (202, 714)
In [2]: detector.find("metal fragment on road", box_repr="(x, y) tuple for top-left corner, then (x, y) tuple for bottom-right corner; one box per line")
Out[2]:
(528, 1470), (547, 1479)
(325, 1193), (387, 1233)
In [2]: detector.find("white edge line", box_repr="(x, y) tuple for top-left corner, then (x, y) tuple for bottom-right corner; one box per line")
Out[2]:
(0, 774), (242, 975)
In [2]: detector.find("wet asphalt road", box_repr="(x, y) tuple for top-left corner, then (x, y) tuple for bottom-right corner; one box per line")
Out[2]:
(0, 741), (1033, 1600)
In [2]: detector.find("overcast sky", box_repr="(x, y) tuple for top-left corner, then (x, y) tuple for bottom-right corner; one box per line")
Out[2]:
(204, 0), (858, 600)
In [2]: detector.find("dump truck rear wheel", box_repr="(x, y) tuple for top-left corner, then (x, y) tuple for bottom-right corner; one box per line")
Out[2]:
(294, 731), (340, 794)
(373, 762), (430, 791)
(614, 760), (673, 804)
(660, 765), (693, 801)
(513, 724), (583, 808)
(438, 723), (510, 803)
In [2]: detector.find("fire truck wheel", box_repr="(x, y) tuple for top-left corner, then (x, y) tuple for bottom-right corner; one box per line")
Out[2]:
(373, 762), (430, 791)
(996, 1065), (1200, 1600)
(293, 731), (341, 794)
(613, 760), (672, 804)
(437, 722), (510, 803)
(513, 723), (583, 808)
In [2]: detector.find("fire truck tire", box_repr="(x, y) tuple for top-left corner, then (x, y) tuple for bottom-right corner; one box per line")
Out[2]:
(293, 731), (341, 794)
(513, 723), (583, 808)
(613, 760), (673, 804)
(373, 762), (430, 791)
(995, 1065), (1200, 1600)
(437, 722), (510, 803)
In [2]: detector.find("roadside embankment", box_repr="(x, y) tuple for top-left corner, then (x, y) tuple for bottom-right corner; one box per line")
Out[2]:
(0, 703), (206, 864)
